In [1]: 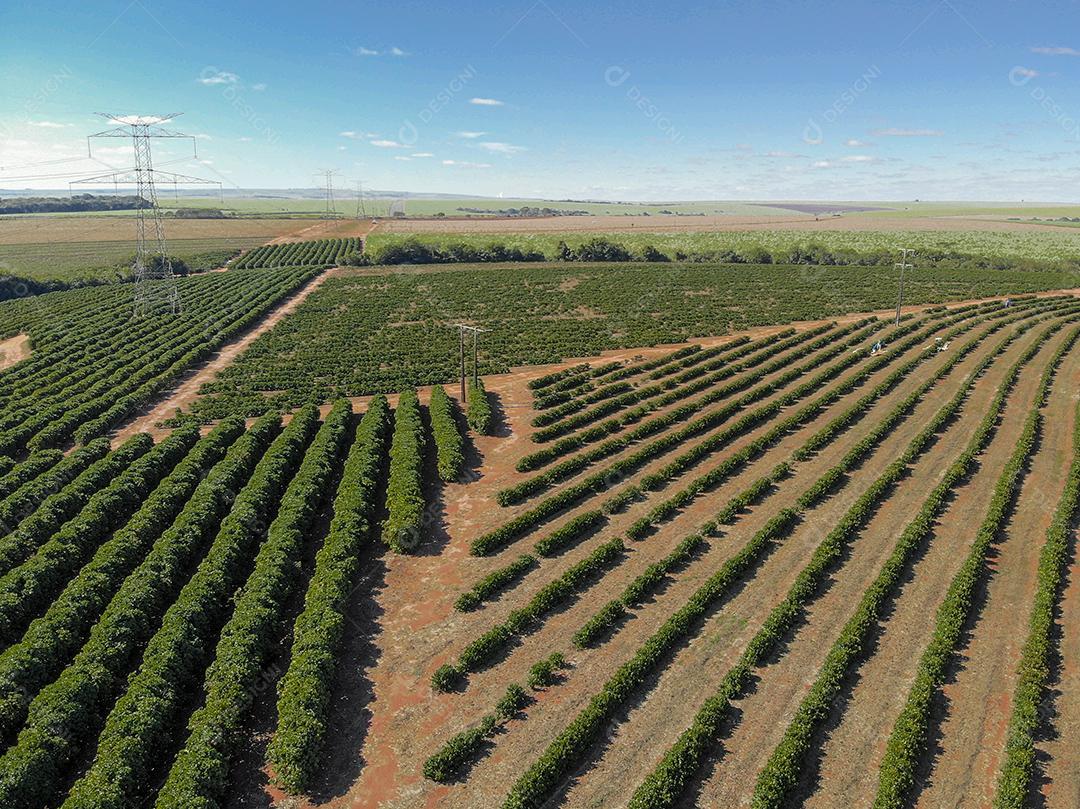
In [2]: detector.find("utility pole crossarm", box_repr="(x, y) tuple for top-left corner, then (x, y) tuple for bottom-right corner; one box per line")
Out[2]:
(450, 324), (491, 403)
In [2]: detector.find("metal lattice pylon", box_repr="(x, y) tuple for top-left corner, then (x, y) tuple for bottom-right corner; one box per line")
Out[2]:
(80, 114), (211, 317)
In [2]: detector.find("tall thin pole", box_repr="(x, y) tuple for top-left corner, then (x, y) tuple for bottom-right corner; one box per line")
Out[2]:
(894, 248), (915, 326)
(472, 329), (479, 386)
(459, 326), (467, 402)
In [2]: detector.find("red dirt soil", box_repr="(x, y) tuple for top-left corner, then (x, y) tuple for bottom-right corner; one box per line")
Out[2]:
(218, 296), (1078, 808)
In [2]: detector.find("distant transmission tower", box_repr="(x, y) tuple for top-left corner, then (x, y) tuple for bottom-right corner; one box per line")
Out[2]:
(354, 179), (367, 219)
(77, 113), (219, 316)
(315, 169), (339, 219)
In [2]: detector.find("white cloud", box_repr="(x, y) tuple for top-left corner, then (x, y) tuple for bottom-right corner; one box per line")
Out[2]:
(338, 145), (347, 151)
(1031, 45), (1080, 56)
(411, 152), (434, 158)
(238, 136), (253, 142)
(478, 141), (526, 154)
(762, 150), (803, 158)
(844, 139), (870, 147)
(198, 70), (238, 85)
(871, 128), (943, 137)
(1012, 67), (1040, 79)
(355, 46), (379, 56)
(251, 83), (267, 91)
(454, 131), (487, 138)
(811, 160), (836, 169)
(469, 97), (504, 106)
(340, 130), (378, 139)
(390, 46), (408, 56)
(442, 159), (492, 168)
(394, 155), (412, 161)
(842, 154), (877, 163)
(26, 120), (71, 128)
(370, 139), (406, 148)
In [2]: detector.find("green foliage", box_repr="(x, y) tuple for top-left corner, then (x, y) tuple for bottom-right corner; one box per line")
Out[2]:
(495, 683), (530, 720)
(454, 554), (537, 612)
(0, 414), (282, 809)
(422, 714), (497, 782)
(429, 385), (465, 481)
(186, 262), (1079, 420)
(467, 378), (494, 435)
(268, 396), (390, 794)
(0, 426), (199, 645)
(61, 408), (318, 809)
(383, 390), (427, 553)
(156, 401), (352, 809)
(526, 652), (567, 689)
(232, 238), (361, 269)
(0, 419), (244, 743)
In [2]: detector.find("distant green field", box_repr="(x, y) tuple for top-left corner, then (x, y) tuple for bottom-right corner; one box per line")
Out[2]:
(159, 196), (792, 218)
(0, 236), (266, 281)
(365, 228), (1080, 267)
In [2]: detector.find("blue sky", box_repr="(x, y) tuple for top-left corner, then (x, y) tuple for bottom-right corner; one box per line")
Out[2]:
(1, 0), (1079, 201)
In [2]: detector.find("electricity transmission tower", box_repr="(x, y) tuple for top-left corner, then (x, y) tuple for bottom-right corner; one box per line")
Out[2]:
(76, 113), (219, 316)
(894, 248), (915, 325)
(451, 324), (490, 402)
(315, 169), (339, 219)
(354, 179), (367, 219)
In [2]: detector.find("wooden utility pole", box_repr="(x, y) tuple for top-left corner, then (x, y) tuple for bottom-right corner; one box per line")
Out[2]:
(451, 324), (491, 403)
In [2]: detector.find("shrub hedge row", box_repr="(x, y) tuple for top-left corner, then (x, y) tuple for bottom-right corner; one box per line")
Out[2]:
(383, 390), (427, 553)
(61, 408), (319, 809)
(429, 385), (465, 481)
(268, 396), (390, 794)
(0, 414), (283, 808)
(0, 419), (244, 742)
(157, 401), (352, 808)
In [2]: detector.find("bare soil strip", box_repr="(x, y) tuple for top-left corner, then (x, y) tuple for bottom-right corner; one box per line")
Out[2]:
(110, 268), (339, 443)
(0, 333), (31, 370)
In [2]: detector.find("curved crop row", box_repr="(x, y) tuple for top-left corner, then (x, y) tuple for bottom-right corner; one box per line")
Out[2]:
(59, 408), (319, 809)
(267, 395), (391, 794)
(995, 347), (1080, 806)
(0, 418), (245, 741)
(506, 314), (1044, 809)
(873, 324), (1079, 809)
(574, 533), (706, 649)
(0, 440), (110, 539)
(436, 538), (624, 690)
(0, 451), (62, 502)
(531, 324), (839, 444)
(454, 554), (537, 612)
(751, 321), (1074, 809)
(0, 426), (199, 645)
(501, 320), (879, 507)
(0, 414), (282, 808)
(475, 303), (1042, 558)
(0, 435), (150, 576)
